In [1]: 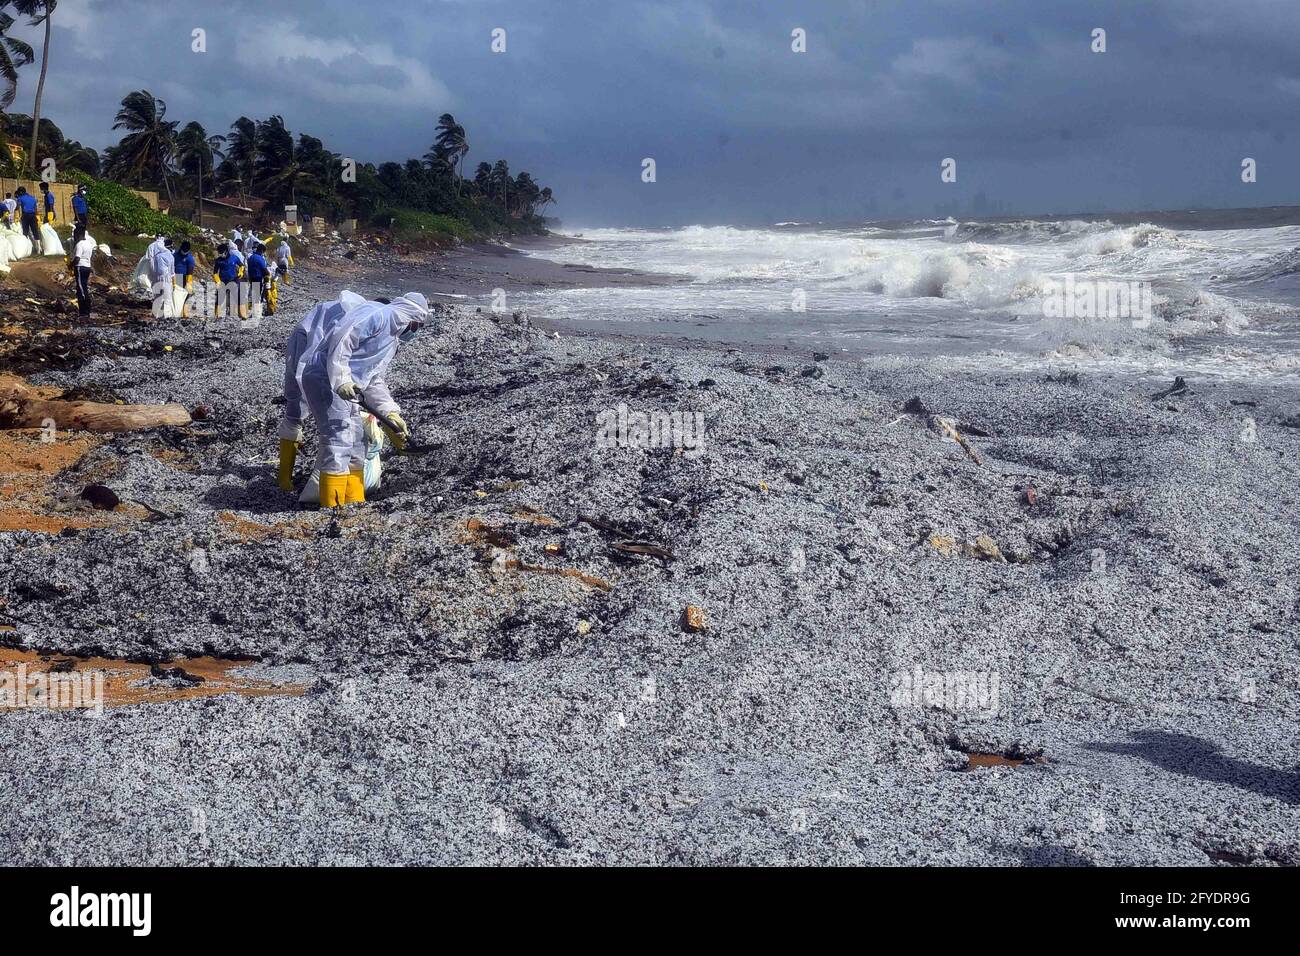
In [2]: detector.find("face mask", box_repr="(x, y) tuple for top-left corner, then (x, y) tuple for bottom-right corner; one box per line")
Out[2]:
(400, 327), (419, 343)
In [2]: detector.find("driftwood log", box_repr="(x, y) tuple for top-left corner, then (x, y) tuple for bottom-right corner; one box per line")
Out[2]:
(0, 374), (191, 432)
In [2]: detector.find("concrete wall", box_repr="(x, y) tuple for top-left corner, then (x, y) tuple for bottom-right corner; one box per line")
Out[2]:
(0, 178), (159, 225)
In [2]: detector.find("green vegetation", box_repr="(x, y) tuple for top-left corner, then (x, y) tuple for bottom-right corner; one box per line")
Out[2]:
(62, 169), (197, 239)
(96, 95), (555, 242)
(374, 208), (480, 245)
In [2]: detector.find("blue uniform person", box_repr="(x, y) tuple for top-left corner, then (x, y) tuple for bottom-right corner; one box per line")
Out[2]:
(245, 245), (270, 318)
(71, 186), (88, 228)
(293, 293), (428, 507)
(212, 244), (242, 319)
(39, 182), (55, 224)
(173, 241), (196, 318)
(15, 187), (40, 250)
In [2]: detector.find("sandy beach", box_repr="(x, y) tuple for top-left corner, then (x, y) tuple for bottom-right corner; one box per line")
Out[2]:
(1, 238), (1297, 865)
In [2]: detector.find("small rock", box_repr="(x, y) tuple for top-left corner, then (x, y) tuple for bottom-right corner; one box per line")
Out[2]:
(681, 606), (708, 633)
(189, 549), (210, 576)
(80, 484), (120, 511)
(192, 404), (212, 421)
(966, 534), (1005, 562)
(927, 533), (959, 557)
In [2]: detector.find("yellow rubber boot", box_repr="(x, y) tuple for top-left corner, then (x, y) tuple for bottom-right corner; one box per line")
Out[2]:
(319, 472), (349, 508)
(345, 467), (366, 504)
(277, 439), (298, 492)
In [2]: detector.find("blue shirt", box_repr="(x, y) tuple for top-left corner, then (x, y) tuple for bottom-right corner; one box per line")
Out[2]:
(246, 253), (269, 282)
(17, 193), (37, 214)
(41, 191), (54, 211)
(215, 255), (241, 283)
(71, 193), (88, 215)
(174, 251), (196, 277)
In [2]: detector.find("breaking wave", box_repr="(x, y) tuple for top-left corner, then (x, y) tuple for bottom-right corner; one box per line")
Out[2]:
(524, 216), (1300, 377)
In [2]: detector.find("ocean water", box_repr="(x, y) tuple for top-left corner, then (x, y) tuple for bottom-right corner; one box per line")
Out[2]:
(515, 211), (1300, 380)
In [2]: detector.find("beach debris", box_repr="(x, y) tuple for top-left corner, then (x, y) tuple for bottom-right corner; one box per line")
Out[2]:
(578, 513), (637, 538)
(926, 533), (959, 557)
(965, 534), (1005, 562)
(500, 557), (612, 591)
(192, 404), (212, 421)
(929, 416), (983, 466)
(1150, 376), (1189, 401)
(610, 540), (675, 564)
(813, 351), (830, 362)
(1021, 482), (1039, 506)
(149, 664), (205, 686)
(576, 620), (592, 635)
(79, 484), (120, 511)
(681, 605), (708, 633)
(902, 396), (931, 416)
(462, 517), (517, 549)
(1, 388), (192, 433)
(1044, 369), (1082, 385)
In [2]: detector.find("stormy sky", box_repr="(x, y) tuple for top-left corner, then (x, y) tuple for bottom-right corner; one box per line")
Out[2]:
(10, 0), (1300, 226)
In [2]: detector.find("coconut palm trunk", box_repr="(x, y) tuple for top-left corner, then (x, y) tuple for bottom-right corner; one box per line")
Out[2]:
(26, 9), (50, 177)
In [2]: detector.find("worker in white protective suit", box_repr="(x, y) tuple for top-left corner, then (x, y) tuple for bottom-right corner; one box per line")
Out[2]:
(283, 291), (428, 507)
(147, 235), (176, 316)
(277, 291), (367, 491)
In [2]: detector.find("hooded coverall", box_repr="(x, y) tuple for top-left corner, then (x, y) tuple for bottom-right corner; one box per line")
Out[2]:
(293, 293), (428, 506)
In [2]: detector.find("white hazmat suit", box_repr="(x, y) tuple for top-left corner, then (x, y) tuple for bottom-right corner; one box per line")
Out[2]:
(279, 291), (428, 506)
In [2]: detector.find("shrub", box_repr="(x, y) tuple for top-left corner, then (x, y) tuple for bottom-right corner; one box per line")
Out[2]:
(62, 171), (198, 239)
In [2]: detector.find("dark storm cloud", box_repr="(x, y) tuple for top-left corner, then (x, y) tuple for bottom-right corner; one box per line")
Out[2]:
(11, 0), (1300, 225)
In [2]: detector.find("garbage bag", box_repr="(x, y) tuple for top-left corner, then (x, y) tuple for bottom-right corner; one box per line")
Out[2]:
(39, 223), (64, 256)
(6, 234), (32, 259)
(131, 255), (153, 293)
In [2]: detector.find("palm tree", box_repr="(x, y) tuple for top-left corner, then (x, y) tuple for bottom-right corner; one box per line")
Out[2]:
(472, 161), (492, 197)
(513, 171), (540, 216)
(176, 121), (224, 225)
(0, 9), (34, 112)
(537, 186), (555, 216)
(54, 138), (98, 175)
(224, 116), (260, 204)
(430, 113), (468, 193)
(106, 89), (179, 199)
(13, 0), (55, 177)
(256, 117), (324, 209)
(491, 159), (510, 212)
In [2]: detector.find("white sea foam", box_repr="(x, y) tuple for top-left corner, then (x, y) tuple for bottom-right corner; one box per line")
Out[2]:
(523, 219), (1300, 378)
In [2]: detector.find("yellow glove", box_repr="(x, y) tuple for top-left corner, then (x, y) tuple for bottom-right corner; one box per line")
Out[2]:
(385, 412), (409, 437)
(336, 381), (360, 401)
